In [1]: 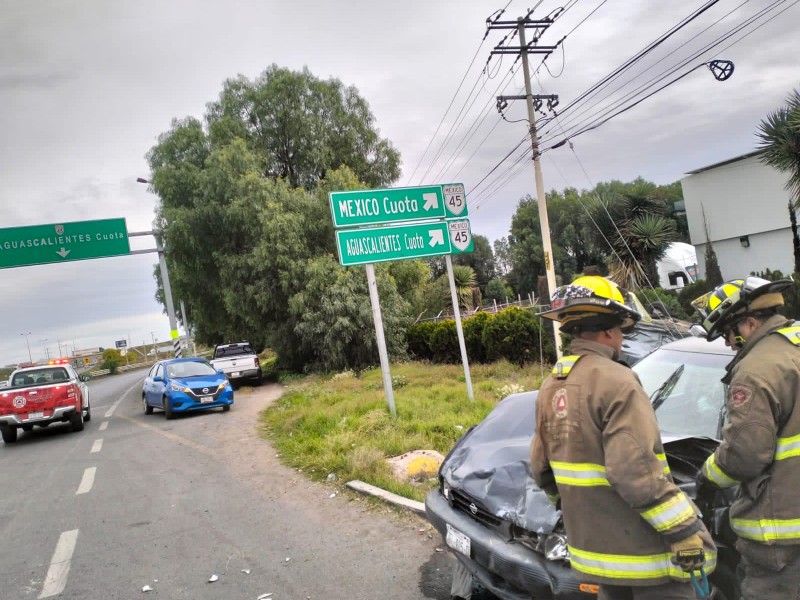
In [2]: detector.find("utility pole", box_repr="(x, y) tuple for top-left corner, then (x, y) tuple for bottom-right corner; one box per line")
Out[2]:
(490, 11), (563, 358)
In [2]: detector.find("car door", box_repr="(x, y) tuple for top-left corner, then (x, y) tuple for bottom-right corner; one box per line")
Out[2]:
(69, 366), (90, 408)
(152, 364), (167, 407)
(143, 365), (157, 404)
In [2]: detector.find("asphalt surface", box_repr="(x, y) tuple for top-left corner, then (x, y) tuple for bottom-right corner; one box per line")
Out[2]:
(0, 369), (460, 599)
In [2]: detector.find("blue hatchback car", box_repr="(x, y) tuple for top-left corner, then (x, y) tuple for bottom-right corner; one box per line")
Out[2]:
(142, 358), (234, 419)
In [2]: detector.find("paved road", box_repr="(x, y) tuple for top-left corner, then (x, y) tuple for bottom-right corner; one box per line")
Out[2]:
(0, 370), (457, 599)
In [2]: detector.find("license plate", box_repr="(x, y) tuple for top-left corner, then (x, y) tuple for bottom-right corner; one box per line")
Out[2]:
(446, 524), (471, 557)
(28, 411), (45, 420)
(230, 372), (240, 377)
(200, 396), (213, 403)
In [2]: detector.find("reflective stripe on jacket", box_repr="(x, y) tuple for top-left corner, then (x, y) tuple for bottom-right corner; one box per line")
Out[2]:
(531, 339), (715, 587)
(700, 316), (800, 550)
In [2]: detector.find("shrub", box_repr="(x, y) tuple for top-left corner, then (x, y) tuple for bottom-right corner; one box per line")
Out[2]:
(463, 312), (490, 362)
(482, 307), (554, 366)
(405, 321), (437, 360)
(430, 320), (460, 363)
(638, 288), (689, 320)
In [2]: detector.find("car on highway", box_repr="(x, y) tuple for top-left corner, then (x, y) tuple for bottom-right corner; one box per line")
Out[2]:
(142, 358), (234, 419)
(426, 335), (741, 600)
(0, 359), (91, 443)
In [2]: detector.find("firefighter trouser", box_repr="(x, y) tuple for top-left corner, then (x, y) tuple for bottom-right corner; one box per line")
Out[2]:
(740, 551), (800, 600)
(598, 582), (695, 600)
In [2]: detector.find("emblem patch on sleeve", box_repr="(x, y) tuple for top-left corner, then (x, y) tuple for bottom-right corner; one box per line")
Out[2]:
(730, 385), (753, 408)
(553, 388), (569, 418)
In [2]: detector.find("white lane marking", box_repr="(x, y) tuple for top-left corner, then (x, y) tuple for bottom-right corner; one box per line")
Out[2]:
(102, 379), (147, 419)
(99, 421), (108, 431)
(75, 467), (96, 495)
(90, 439), (103, 453)
(39, 529), (79, 598)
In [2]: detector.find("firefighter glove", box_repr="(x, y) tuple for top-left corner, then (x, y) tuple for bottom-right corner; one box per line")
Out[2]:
(694, 470), (717, 510)
(670, 533), (705, 573)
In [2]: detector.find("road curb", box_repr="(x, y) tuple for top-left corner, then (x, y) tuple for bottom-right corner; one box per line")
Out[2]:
(346, 480), (426, 516)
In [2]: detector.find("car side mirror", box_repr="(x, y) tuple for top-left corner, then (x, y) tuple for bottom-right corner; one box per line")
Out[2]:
(80, 374), (91, 382)
(217, 369), (225, 375)
(153, 375), (164, 382)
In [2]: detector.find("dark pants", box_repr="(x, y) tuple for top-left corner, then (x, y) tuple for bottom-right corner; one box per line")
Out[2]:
(739, 547), (800, 600)
(598, 582), (694, 600)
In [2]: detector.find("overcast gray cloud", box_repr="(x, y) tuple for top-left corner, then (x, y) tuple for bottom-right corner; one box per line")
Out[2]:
(1, 0), (798, 366)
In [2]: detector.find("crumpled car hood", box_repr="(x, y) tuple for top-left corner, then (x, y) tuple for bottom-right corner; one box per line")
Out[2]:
(440, 391), (720, 534)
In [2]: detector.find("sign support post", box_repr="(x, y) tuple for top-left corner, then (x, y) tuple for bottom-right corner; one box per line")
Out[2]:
(365, 263), (396, 418)
(445, 255), (474, 401)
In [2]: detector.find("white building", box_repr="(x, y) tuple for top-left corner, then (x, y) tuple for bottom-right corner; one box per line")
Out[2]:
(681, 151), (796, 280)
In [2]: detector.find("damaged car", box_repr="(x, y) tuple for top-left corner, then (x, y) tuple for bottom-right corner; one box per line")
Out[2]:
(425, 335), (741, 600)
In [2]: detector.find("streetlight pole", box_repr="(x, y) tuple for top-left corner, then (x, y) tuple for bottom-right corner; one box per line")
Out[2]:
(39, 338), (49, 361)
(137, 177), (183, 358)
(20, 332), (32, 363)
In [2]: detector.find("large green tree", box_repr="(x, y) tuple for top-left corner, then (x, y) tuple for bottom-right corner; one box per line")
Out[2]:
(205, 65), (401, 190)
(147, 66), (408, 371)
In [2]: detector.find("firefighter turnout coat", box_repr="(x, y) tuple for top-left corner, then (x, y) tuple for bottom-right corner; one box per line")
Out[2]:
(701, 315), (800, 566)
(531, 339), (716, 587)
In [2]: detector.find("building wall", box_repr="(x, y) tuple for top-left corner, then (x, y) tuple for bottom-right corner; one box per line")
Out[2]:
(695, 228), (794, 281)
(681, 154), (795, 279)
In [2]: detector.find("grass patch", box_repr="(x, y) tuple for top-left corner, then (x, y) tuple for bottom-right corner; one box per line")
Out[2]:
(260, 360), (548, 502)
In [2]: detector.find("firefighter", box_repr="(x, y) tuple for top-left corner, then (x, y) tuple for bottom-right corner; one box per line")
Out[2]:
(695, 276), (800, 598)
(531, 275), (715, 600)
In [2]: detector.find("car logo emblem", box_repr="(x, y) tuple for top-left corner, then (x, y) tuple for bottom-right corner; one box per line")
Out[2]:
(202, 388), (209, 394)
(469, 503), (478, 515)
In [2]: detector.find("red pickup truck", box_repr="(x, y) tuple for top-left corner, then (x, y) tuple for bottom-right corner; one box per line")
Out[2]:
(0, 360), (92, 444)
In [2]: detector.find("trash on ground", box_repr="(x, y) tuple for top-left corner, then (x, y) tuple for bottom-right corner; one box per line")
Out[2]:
(285, 556), (291, 562)
(257, 594), (273, 599)
(241, 569), (251, 574)
(208, 574), (219, 583)
(326, 473), (336, 481)
(142, 585), (153, 592)
(329, 492), (337, 498)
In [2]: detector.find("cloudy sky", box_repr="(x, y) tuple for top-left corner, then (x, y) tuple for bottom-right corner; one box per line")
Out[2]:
(1, 0), (797, 366)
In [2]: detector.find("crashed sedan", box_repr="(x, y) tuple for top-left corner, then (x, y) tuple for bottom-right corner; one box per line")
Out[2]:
(425, 336), (741, 600)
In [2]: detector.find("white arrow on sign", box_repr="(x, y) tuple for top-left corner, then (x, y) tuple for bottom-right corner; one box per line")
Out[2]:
(428, 230), (445, 247)
(56, 248), (71, 258)
(422, 192), (439, 211)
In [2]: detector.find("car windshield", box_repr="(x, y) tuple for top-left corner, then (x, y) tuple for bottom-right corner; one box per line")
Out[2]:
(165, 361), (216, 378)
(633, 347), (730, 439)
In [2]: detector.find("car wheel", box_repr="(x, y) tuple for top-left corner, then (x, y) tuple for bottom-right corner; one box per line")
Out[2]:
(143, 395), (153, 415)
(222, 405), (231, 412)
(163, 396), (174, 420)
(69, 409), (85, 432)
(84, 403), (91, 422)
(1, 426), (18, 443)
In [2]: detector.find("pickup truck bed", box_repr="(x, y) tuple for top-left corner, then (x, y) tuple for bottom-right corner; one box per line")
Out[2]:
(210, 342), (261, 385)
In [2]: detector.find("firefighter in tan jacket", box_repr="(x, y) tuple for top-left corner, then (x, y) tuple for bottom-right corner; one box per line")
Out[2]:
(695, 277), (800, 599)
(531, 276), (715, 600)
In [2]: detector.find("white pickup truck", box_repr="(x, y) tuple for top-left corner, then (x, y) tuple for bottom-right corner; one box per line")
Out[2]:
(210, 342), (262, 386)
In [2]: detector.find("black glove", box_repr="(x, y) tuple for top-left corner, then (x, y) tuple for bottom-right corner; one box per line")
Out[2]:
(694, 469), (717, 510)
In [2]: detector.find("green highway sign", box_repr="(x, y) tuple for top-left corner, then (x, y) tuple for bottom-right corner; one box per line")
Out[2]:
(330, 183), (468, 228)
(0, 218), (130, 269)
(336, 219), (473, 266)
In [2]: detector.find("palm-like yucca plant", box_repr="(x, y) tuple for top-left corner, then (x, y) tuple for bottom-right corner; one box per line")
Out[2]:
(448, 265), (480, 311)
(757, 89), (800, 208)
(585, 193), (676, 290)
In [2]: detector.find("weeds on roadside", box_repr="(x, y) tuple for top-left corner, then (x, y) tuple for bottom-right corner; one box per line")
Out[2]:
(260, 360), (547, 502)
